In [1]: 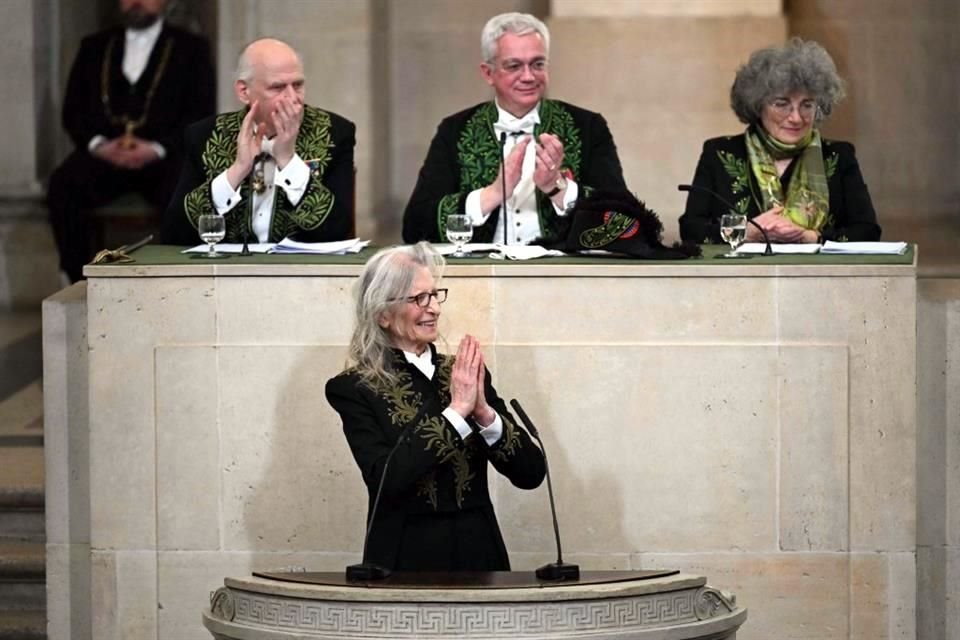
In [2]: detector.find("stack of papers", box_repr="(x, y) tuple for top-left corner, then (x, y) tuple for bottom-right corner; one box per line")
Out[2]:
(269, 238), (369, 254)
(819, 241), (908, 255)
(183, 238), (369, 255)
(736, 243), (821, 255)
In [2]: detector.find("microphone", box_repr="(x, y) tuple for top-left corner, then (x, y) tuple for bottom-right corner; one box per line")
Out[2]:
(499, 131), (509, 246)
(678, 184), (773, 256)
(346, 402), (431, 581)
(509, 399), (580, 581)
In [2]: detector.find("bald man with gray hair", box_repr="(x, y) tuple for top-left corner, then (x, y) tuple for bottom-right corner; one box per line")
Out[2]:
(164, 37), (356, 245)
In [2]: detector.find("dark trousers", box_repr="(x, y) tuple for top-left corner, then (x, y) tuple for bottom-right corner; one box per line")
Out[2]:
(47, 151), (178, 282)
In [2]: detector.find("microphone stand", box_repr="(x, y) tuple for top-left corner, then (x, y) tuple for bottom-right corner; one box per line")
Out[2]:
(346, 402), (430, 581)
(678, 184), (773, 256)
(499, 131), (508, 247)
(510, 399), (580, 581)
(240, 167), (254, 256)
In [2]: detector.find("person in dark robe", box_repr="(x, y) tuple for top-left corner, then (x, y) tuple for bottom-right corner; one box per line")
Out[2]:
(48, 0), (215, 281)
(326, 242), (546, 572)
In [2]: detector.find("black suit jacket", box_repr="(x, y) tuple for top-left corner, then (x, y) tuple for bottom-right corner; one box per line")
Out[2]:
(61, 23), (214, 158)
(679, 133), (881, 243)
(325, 348), (545, 571)
(402, 99), (627, 243)
(162, 105), (356, 245)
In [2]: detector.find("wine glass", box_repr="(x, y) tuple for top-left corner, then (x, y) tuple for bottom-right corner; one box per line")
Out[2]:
(719, 213), (748, 258)
(198, 214), (227, 258)
(445, 214), (473, 258)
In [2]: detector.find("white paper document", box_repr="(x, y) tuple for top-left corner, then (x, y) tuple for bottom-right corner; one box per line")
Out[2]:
(268, 238), (370, 254)
(434, 243), (500, 256)
(489, 245), (566, 260)
(819, 241), (908, 255)
(182, 243), (275, 254)
(735, 243), (822, 255)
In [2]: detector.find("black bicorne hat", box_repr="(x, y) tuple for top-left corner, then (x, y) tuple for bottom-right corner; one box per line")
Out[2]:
(535, 190), (701, 259)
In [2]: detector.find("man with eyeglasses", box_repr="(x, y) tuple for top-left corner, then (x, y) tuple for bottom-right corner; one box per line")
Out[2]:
(402, 12), (627, 246)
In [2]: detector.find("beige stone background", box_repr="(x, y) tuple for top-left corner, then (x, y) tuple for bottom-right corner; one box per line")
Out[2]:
(10, 0), (959, 639)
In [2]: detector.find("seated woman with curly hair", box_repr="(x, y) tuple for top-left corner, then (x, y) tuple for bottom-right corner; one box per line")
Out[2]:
(679, 38), (881, 244)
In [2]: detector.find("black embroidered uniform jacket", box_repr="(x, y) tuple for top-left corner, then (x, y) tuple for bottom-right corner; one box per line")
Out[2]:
(325, 348), (546, 572)
(402, 100), (627, 244)
(162, 105), (356, 245)
(679, 133), (881, 244)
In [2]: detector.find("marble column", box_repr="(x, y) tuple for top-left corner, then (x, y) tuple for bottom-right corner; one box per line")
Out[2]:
(0, 0), (42, 194)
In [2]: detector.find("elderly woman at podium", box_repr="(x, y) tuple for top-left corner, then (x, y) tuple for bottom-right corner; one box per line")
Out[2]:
(679, 38), (881, 245)
(326, 242), (546, 572)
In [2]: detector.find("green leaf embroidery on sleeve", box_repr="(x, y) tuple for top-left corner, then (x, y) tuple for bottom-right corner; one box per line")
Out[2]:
(437, 193), (460, 239)
(825, 152), (839, 180)
(718, 150), (749, 195)
(735, 197), (750, 215)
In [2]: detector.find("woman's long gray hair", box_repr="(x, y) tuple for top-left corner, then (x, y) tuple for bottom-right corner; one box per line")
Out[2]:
(348, 242), (445, 387)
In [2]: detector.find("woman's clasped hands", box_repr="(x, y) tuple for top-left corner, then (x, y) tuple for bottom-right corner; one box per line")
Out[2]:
(448, 334), (496, 427)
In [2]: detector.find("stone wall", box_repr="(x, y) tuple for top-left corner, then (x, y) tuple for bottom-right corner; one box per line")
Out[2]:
(917, 279), (960, 640)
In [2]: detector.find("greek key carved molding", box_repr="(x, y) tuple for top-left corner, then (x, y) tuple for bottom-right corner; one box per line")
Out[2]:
(228, 588), (702, 635)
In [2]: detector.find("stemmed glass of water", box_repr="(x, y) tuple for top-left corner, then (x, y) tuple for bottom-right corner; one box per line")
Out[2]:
(719, 213), (748, 258)
(445, 214), (473, 258)
(198, 214), (227, 258)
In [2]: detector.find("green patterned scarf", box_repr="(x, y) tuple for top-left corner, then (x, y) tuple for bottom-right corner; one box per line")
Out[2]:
(745, 125), (830, 231)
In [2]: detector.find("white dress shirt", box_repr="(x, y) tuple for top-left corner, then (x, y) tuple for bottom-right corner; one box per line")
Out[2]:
(88, 19), (167, 158)
(464, 101), (578, 245)
(403, 349), (503, 446)
(209, 134), (310, 242)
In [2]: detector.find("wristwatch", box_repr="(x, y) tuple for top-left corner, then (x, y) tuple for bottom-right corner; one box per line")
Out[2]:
(544, 175), (567, 198)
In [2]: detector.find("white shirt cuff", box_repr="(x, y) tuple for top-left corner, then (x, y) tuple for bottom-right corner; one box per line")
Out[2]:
(464, 188), (490, 227)
(276, 153), (309, 206)
(477, 413), (503, 446)
(554, 180), (579, 215)
(442, 407), (474, 440)
(150, 142), (166, 160)
(211, 171), (241, 215)
(441, 407), (503, 445)
(88, 136), (107, 153)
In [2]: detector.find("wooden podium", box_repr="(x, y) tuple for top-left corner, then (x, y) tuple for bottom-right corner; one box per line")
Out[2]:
(203, 570), (746, 639)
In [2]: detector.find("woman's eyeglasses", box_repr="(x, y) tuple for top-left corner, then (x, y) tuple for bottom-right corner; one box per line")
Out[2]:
(391, 289), (448, 308)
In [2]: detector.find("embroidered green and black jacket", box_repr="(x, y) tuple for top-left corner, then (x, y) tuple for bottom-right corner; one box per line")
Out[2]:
(325, 347), (545, 571)
(162, 105), (355, 245)
(402, 100), (627, 244)
(679, 133), (881, 244)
